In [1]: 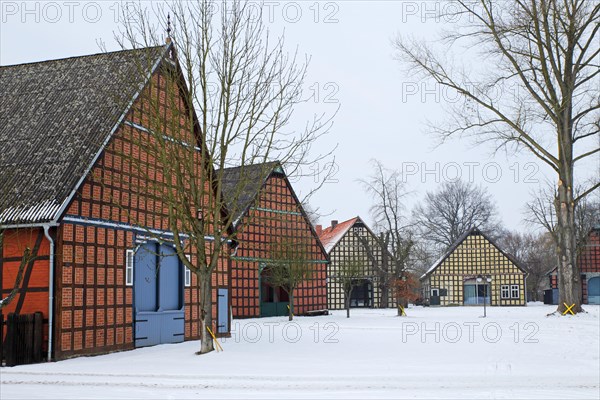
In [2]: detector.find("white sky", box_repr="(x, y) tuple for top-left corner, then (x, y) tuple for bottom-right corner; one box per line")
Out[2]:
(1, 1), (598, 232)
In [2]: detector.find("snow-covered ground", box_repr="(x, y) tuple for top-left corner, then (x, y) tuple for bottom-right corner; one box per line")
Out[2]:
(1, 304), (599, 399)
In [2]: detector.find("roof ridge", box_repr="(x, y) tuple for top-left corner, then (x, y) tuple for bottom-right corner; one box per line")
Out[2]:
(218, 160), (281, 173)
(320, 216), (359, 234)
(0, 45), (166, 69)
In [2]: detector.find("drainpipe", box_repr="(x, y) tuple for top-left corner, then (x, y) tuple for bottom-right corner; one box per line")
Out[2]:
(43, 225), (55, 362)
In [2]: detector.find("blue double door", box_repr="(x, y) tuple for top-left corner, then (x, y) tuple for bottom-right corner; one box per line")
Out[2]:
(134, 242), (185, 347)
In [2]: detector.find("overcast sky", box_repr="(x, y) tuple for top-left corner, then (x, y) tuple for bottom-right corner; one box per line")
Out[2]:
(2, 1), (598, 232)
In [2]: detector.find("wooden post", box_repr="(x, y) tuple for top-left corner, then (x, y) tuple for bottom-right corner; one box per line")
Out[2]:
(33, 312), (43, 363)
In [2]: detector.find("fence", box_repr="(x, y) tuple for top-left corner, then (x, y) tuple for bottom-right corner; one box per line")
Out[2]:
(1, 312), (44, 366)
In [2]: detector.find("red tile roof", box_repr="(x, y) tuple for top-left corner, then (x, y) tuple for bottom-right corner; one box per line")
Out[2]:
(318, 217), (359, 253)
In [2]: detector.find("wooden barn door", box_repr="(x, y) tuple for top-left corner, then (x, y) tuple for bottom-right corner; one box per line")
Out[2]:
(134, 242), (185, 348)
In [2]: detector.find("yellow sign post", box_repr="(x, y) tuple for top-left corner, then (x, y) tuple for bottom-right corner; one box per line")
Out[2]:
(398, 304), (407, 316)
(206, 326), (224, 352)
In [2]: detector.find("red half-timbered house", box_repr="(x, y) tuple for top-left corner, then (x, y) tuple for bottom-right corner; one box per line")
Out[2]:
(0, 44), (230, 361)
(222, 162), (328, 318)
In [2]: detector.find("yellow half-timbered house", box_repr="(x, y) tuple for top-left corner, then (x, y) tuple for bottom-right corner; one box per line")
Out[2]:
(420, 227), (527, 306)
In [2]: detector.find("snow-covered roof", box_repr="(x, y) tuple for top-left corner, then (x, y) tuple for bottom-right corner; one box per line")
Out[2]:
(318, 217), (359, 253)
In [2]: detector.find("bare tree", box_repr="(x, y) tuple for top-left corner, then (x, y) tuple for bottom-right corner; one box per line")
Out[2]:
(109, 0), (334, 353)
(264, 238), (315, 321)
(500, 230), (556, 301)
(395, 1), (599, 313)
(409, 239), (439, 278)
(359, 160), (414, 313)
(526, 181), (600, 254)
(301, 200), (321, 227)
(329, 253), (365, 318)
(413, 179), (502, 251)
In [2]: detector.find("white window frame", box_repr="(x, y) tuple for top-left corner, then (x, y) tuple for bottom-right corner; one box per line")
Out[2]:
(431, 288), (439, 297)
(185, 254), (191, 287)
(500, 285), (510, 299)
(510, 284), (520, 299)
(125, 249), (134, 286)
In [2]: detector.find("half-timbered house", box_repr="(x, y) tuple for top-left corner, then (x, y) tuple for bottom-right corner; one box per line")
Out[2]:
(317, 217), (395, 310)
(0, 44), (230, 361)
(222, 162), (328, 318)
(420, 227), (527, 306)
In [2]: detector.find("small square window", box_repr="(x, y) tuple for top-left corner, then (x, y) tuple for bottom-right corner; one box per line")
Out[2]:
(501, 285), (510, 299)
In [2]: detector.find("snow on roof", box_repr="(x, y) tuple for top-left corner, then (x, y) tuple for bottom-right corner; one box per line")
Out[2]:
(318, 217), (359, 253)
(420, 253), (447, 279)
(419, 228), (477, 280)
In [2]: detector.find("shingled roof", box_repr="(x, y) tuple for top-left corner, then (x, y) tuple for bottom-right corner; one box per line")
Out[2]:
(219, 161), (282, 224)
(0, 46), (168, 225)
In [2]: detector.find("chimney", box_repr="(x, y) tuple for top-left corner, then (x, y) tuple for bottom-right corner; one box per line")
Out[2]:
(315, 225), (323, 236)
(331, 220), (338, 229)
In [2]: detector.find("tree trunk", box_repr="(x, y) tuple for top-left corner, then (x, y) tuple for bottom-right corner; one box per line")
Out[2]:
(555, 173), (582, 314)
(345, 288), (353, 318)
(555, 112), (582, 314)
(288, 292), (294, 321)
(380, 283), (389, 309)
(198, 272), (214, 354)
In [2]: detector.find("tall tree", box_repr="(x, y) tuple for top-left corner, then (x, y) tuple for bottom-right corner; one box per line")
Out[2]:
(395, 1), (599, 313)
(413, 179), (502, 252)
(110, 0), (334, 353)
(359, 160), (414, 311)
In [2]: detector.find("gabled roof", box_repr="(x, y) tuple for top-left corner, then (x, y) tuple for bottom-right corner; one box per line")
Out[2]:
(420, 227), (527, 279)
(219, 161), (282, 224)
(318, 216), (364, 253)
(0, 46), (168, 225)
(220, 161), (328, 257)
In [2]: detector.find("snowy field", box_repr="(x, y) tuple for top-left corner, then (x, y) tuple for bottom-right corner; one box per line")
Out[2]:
(1, 303), (599, 399)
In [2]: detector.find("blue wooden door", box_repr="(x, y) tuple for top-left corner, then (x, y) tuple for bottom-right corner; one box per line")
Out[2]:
(134, 242), (185, 348)
(134, 243), (160, 347)
(217, 288), (229, 334)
